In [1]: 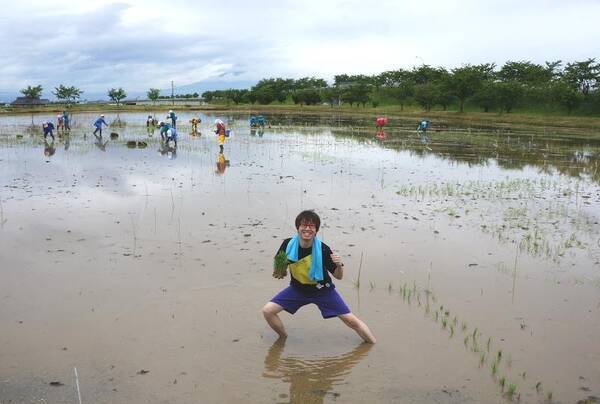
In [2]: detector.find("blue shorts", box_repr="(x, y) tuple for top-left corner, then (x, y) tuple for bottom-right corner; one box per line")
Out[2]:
(270, 286), (350, 319)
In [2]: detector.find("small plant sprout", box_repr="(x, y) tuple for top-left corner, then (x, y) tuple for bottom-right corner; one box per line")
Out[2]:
(535, 381), (542, 393)
(499, 377), (506, 391)
(464, 335), (469, 347)
(442, 318), (447, 329)
(435, 311), (439, 322)
(462, 321), (467, 331)
(497, 350), (502, 363)
(449, 324), (455, 337)
(452, 316), (458, 327)
(479, 352), (486, 367)
(491, 362), (498, 376)
(486, 337), (492, 352)
(472, 328), (479, 339)
(521, 371), (527, 380)
(547, 391), (553, 401)
(506, 383), (517, 397)
(388, 282), (393, 292)
(369, 281), (375, 290)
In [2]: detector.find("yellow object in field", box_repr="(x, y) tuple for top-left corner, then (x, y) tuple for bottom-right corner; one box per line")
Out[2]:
(218, 134), (225, 145)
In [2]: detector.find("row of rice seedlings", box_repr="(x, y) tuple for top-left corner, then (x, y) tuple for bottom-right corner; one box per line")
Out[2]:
(395, 279), (556, 402)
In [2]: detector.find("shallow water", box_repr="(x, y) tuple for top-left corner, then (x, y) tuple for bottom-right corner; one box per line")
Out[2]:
(0, 112), (599, 403)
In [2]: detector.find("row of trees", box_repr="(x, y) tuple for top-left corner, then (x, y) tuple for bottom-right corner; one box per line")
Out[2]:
(18, 58), (600, 115)
(201, 59), (600, 115)
(20, 85), (128, 105)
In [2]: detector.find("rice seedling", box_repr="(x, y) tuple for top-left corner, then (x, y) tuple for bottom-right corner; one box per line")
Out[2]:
(506, 383), (517, 397)
(546, 391), (553, 401)
(369, 281), (375, 290)
(491, 362), (497, 376)
(486, 337), (492, 352)
(449, 324), (454, 337)
(499, 376), (506, 391)
(472, 328), (479, 340)
(461, 321), (467, 331)
(452, 316), (458, 327)
(497, 350), (502, 363)
(273, 250), (288, 278)
(441, 318), (447, 329)
(388, 281), (393, 292)
(521, 371), (526, 380)
(464, 335), (469, 347)
(535, 381), (542, 393)
(479, 352), (486, 367)
(353, 251), (364, 288)
(434, 311), (439, 322)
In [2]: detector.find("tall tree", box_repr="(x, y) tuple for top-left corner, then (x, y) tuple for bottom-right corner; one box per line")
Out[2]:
(20, 85), (43, 99)
(53, 85), (82, 105)
(562, 58), (600, 96)
(107, 87), (127, 105)
(448, 64), (494, 112)
(147, 88), (160, 105)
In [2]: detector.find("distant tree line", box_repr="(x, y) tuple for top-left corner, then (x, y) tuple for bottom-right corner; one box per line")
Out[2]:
(201, 59), (600, 115)
(17, 58), (600, 115)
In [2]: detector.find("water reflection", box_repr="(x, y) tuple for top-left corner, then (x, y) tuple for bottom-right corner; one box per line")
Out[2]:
(93, 133), (109, 152)
(43, 139), (56, 157)
(215, 152), (229, 174)
(158, 141), (177, 160)
(262, 339), (372, 404)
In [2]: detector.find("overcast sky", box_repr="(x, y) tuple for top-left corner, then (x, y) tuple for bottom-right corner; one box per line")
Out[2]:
(1, 0), (599, 98)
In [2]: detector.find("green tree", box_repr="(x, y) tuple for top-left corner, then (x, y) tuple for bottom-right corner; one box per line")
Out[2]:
(382, 83), (413, 111)
(448, 64), (493, 112)
(472, 81), (498, 112)
(321, 87), (341, 107)
(53, 85), (82, 105)
(20, 85), (43, 99)
(147, 88), (160, 105)
(341, 83), (371, 107)
(551, 81), (584, 114)
(413, 82), (439, 111)
(562, 58), (600, 96)
(107, 87), (127, 105)
(292, 88), (322, 105)
(254, 86), (276, 104)
(496, 82), (523, 113)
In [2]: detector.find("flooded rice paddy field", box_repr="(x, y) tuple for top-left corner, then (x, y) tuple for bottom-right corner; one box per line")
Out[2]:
(0, 111), (599, 403)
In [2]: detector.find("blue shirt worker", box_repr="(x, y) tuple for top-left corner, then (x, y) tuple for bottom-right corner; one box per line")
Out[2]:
(93, 114), (108, 136)
(416, 119), (429, 134)
(262, 210), (376, 344)
(63, 111), (71, 131)
(158, 121), (172, 140)
(42, 121), (55, 140)
(168, 110), (177, 128)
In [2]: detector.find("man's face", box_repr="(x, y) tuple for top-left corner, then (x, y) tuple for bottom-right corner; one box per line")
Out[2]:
(298, 220), (317, 242)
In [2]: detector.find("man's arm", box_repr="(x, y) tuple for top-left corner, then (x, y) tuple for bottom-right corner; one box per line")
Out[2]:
(330, 253), (344, 280)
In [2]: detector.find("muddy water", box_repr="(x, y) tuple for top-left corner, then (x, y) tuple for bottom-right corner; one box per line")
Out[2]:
(1, 112), (599, 403)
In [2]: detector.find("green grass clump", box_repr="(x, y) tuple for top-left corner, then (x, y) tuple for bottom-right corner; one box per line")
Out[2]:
(506, 383), (517, 397)
(273, 251), (288, 278)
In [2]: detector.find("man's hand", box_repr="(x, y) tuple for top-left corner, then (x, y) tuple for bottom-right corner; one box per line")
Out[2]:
(331, 253), (344, 268)
(272, 271), (287, 279)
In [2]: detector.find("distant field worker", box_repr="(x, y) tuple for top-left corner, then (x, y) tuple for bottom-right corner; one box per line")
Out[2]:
(93, 114), (108, 136)
(42, 121), (55, 140)
(215, 119), (226, 153)
(165, 127), (178, 146)
(146, 115), (156, 127)
(168, 110), (178, 128)
(416, 119), (430, 134)
(56, 114), (64, 131)
(375, 116), (388, 128)
(190, 117), (201, 133)
(62, 111), (70, 131)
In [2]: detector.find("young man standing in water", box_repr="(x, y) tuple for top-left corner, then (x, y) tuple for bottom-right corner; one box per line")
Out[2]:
(262, 210), (376, 344)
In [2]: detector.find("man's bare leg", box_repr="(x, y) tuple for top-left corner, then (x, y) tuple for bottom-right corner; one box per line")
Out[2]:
(262, 302), (288, 338)
(339, 313), (376, 344)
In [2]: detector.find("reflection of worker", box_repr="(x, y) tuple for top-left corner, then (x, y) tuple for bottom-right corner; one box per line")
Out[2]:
(93, 114), (108, 136)
(43, 138), (56, 157)
(416, 119), (429, 134)
(263, 339), (372, 404)
(93, 133), (109, 152)
(262, 210), (376, 343)
(159, 142), (177, 160)
(215, 152), (226, 174)
(215, 119), (226, 153)
(42, 121), (55, 140)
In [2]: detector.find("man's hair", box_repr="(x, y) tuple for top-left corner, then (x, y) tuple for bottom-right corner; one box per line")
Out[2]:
(295, 210), (321, 231)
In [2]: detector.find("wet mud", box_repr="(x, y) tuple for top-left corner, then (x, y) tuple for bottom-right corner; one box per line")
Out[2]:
(0, 112), (599, 403)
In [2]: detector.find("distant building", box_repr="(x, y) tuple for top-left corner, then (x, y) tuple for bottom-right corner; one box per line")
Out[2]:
(11, 96), (50, 106)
